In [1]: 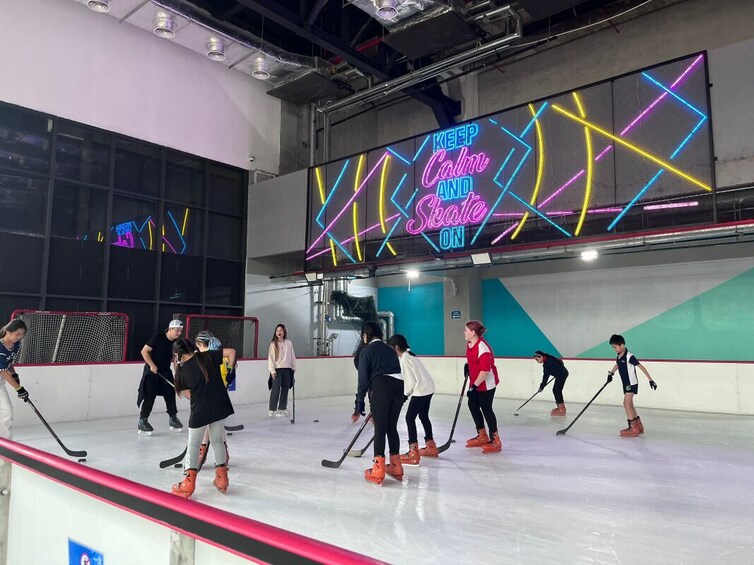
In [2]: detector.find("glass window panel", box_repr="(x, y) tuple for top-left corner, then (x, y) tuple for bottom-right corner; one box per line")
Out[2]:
(158, 304), (201, 332)
(163, 205), (202, 256)
(106, 301), (154, 361)
(112, 196), (158, 252)
(205, 259), (243, 306)
(47, 238), (104, 297)
(51, 181), (108, 240)
(108, 245), (156, 300)
(114, 139), (160, 196)
(0, 104), (51, 173)
(0, 173), (48, 236)
(208, 164), (244, 215)
(55, 121), (111, 186)
(0, 233), (44, 293)
(207, 213), (243, 260)
(45, 297), (102, 312)
(0, 295), (41, 326)
(166, 151), (204, 206)
(160, 254), (202, 303)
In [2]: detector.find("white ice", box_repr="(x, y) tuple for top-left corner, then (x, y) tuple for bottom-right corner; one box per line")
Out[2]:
(13, 395), (754, 565)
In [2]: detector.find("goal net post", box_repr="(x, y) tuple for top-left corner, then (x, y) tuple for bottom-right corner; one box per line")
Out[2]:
(10, 310), (129, 364)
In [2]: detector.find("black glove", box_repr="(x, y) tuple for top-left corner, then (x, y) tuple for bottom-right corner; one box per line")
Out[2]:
(466, 384), (478, 398)
(267, 376), (273, 391)
(354, 397), (366, 416)
(464, 363), (470, 378)
(226, 368), (236, 386)
(16, 386), (29, 402)
(538, 382), (546, 392)
(606, 372), (613, 383)
(11, 373), (20, 385)
(649, 380), (657, 390)
(403, 395), (408, 404)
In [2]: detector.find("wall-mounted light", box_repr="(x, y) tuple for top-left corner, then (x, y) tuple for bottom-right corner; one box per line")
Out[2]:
(153, 11), (175, 39)
(406, 269), (419, 280)
(471, 252), (492, 266)
(581, 250), (598, 261)
(86, 0), (110, 12)
(206, 38), (226, 61)
(251, 57), (271, 80)
(304, 272), (318, 283)
(376, 0), (398, 20)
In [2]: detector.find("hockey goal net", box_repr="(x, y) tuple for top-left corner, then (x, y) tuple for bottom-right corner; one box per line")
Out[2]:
(184, 315), (259, 359)
(10, 310), (129, 364)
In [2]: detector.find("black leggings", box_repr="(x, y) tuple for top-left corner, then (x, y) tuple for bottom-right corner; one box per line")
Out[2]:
(140, 371), (178, 419)
(269, 368), (293, 410)
(553, 375), (568, 404)
(370, 375), (404, 458)
(468, 388), (497, 436)
(405, 394), (434, 444)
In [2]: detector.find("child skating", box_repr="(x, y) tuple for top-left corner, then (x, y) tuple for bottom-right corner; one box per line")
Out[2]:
(607, 334), (657, 437)
(533, 351), (569, 416)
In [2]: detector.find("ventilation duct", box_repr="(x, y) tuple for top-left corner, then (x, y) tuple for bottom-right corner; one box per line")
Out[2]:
(350, 0), (451, 26)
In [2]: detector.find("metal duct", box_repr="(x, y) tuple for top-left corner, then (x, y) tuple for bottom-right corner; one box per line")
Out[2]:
(349, 0), (452, 27)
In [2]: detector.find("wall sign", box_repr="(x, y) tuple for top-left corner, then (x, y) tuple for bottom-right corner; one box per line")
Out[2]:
(451, 310), (462, 320)
(69, 539), (104, 565)
(306, 53), (713, 271)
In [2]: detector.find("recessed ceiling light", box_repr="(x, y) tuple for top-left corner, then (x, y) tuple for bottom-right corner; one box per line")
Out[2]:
(86, 0), (110, 12)
(251, 57), (271, 80)
(206, 38), (226, 61)
(153, 11), (175, 39)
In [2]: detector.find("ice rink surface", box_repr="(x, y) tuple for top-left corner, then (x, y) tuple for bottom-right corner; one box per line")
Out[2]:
(13, 394), (754, 565)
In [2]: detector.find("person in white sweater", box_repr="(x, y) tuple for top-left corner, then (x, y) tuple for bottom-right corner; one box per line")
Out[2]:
(388, 334), (437, 466)
(267, 324), (296, 417)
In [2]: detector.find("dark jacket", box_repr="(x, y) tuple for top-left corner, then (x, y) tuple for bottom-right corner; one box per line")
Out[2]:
(540, 355), (569, 388)
(356, 339), (401, 402)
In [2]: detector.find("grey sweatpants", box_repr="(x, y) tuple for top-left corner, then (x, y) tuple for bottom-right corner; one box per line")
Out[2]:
(184, 420), (226, 470)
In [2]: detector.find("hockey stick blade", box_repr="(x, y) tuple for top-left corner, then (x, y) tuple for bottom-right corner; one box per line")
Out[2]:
(437, 374), (468, 454)
(224, 424), (244, 432)
(514, 378), (555, 416)
(159, 447), (187, 469)
(556, 380), (611, 436)
(322, 413), (372, 468)
(26, 399), (87, 458)
(348, 435), (374, 457)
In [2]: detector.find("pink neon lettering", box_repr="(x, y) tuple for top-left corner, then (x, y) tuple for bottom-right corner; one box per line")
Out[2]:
(406, 192), (488, 234)
(421, 147), (491, 189)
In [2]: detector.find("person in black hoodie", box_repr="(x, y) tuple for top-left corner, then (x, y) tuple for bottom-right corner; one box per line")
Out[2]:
(353, 321), (404, 485)
(534, 350), (569, 417)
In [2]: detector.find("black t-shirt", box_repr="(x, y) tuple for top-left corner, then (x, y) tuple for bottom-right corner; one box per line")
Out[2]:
(178, 349), (234, 428)
(145, 332), (176, 372)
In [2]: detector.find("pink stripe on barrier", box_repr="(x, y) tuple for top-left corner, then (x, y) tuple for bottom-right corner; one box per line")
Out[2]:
(0, 438), (385, 565)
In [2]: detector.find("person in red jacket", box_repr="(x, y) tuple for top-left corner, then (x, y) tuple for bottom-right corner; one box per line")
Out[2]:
(464, 320), (501, 453)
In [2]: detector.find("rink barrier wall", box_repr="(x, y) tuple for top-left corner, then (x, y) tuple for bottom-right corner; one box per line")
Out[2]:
(0, 438), (384, 565)
(9, 356), (754, 427)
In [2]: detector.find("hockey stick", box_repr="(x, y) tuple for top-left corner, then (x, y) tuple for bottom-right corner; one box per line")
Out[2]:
(290, 382), (295, 425)
(347, 435), (374, 457)
(321, 413), (373, 468)
(556, 380), (611, 436)
(514, 378), (554, 416)
(156, 371), (176, 390)
(26, 399), (87, 460)
(437, 374), (469, 454)
(159, 447), (187, 469)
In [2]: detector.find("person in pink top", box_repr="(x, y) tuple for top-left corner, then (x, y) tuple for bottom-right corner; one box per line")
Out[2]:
(464, 320), (501, 453)
(267, 324), (296, 417)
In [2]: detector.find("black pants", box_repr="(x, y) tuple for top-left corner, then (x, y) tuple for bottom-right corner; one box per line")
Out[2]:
(269, 368), (293, 410)
(468, 388), (497, 436)
(405, 394), (434, 445)
(371, 375), (404, 458)
(140, 371), (177, 419)
(553, 374), (568, 404)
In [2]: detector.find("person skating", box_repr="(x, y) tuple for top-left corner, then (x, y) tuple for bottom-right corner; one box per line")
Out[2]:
(0, 319), (28, 440)
(388, 334), (437, 466)
(355, 321), (404, 485)
(170, 338), (235, 499)
(607, 334), (657, 437)
(464, 320), (502, 453)
(267, 324), (296, 417)
(137, 319), (184, 434)
(533, 350), (570, 416)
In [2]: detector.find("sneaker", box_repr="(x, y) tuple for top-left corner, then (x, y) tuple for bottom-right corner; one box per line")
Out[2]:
(268, 410), (275, 417)
(138, 418), (153, 435)
(275, 411), (284, 417)
(169, 415), (183, 431)
(279, 409), (290, 416)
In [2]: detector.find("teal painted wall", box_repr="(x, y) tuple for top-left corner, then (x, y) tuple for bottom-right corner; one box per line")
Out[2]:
(578, 267), (754, 361)
(378, 283), (444, 355)
(481, 279), (561, 357)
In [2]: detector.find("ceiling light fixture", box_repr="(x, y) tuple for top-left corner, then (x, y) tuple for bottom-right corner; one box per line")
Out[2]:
(581, 250), (599, 261)
(251, 57), (271, 80)
(406, 269), (419, 280)
(376, 0), (398, 20)
(206, 38), (226, 61)
(153, 11), (176, 39)
(86, 0), (110, 12)
(471, 252), (492, 266)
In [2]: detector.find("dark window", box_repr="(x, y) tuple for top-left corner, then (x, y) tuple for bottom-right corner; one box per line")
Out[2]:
(51, 181), (108, 240)
(0, 104), (51, 173)
(114, 139), (160, 196)
(158, 304), (201, 332)
(166, 151), (204, 206)
(47, 238), (104, 297)
(163, 205), (203, 256)
(106, 301), (155, 361)
(208, 164), (244, 215)
(0, 295), (41, 326)
(108, 245), (156, 300)
(0, 233), (44, 293)
(55, 121), (111, 186)
(160, 254), (202, 303)
(45, 298), (102, 312)
(206, 259), (243, 305)
(207, 213), (243, 260)
(112, 196), (158, 251)
(0, 173), (48, 236)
